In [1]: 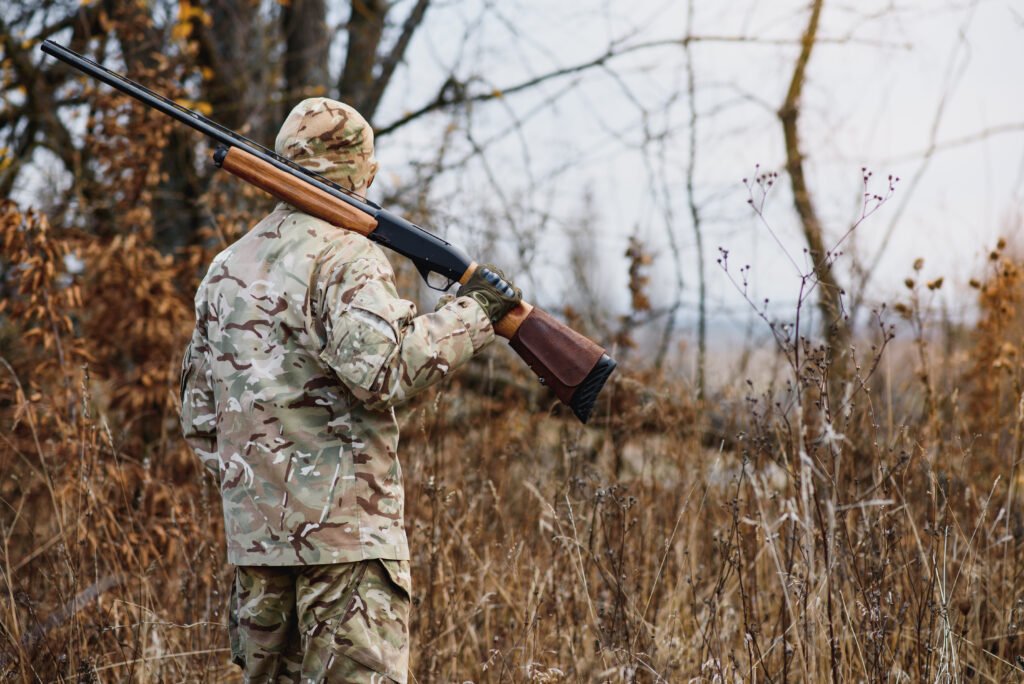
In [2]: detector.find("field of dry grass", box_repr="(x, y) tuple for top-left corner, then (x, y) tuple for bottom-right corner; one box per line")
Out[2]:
(2, 199), (1024, 683)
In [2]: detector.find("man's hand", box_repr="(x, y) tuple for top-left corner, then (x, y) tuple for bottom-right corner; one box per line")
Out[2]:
(457, 264), (522, 324)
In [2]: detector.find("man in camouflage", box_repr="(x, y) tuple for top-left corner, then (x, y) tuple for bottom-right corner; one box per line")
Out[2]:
(179, 98), (520, 683)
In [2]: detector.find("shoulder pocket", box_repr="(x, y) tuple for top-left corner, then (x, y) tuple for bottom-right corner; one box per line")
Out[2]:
(321, 305), (399, 393)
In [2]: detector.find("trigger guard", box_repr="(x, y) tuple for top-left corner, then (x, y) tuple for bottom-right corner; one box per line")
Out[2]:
(415, 262), (456, 292)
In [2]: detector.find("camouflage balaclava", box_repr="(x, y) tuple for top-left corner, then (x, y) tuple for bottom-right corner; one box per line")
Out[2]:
(274, 98), (379, 194)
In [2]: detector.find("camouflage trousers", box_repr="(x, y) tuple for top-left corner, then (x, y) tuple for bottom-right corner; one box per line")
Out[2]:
(229, 559), (411, 684)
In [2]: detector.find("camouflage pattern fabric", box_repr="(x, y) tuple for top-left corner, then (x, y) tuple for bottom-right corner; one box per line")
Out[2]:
(180, 204), (494, 565)
(179, 97), (495, 566)
(229, 559), (411, 683)
(274, 98), (379, 195)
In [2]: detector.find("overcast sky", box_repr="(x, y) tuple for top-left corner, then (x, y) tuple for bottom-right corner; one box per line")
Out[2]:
(368, 0), (1023, 338)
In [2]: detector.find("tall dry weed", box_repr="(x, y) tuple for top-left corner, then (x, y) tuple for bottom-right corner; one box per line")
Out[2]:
(2, 200), (1024, 682)
(1, 201), (228, 681)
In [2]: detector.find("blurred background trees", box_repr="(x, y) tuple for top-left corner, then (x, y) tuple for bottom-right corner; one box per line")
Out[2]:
(0, 0), (441, 251)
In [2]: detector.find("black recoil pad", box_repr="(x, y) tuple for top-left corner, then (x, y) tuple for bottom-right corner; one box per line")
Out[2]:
(569, 354), (617, 423)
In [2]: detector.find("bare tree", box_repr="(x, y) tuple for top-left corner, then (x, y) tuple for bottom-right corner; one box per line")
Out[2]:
(684, 0), (707, 399)
(778, 0), (849, 356)
(337, 0), (431, 123)
(282, 0), (331, 100)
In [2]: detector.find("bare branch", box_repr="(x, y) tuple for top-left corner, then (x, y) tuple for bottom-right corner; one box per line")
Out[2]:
(0, 16), (80, 175)
(883, 121), (1024, 162)
(360, 0), (431, 121)
(337, 0), (387, 113)
(778, 0), (848, 351)
(850, 0), (983, 314)
(375, 32), (900, 138)
(682, 0), (706, 397)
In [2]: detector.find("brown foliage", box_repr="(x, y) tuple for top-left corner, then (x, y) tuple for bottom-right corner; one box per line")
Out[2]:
(3, 197), (1024, 681)
(965, 239), (1024, 446)
(0, 201), (227, 681)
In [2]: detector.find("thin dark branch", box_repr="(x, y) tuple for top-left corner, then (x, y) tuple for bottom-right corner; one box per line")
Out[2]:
(0, 17), (80, 174)
(683, 0), (706, 399)
(375, 32), (896, 137)
(0, 119), (39, 198)
(361, 0), (431, 121)
(337, 0), (386, 112)
(850, 0), (983, 315)
(882, 121), (1024, 162)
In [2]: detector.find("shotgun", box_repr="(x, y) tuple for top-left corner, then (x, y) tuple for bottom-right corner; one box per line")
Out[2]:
(41, 40), (616, 423)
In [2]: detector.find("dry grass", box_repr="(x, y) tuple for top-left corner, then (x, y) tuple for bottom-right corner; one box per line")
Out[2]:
(2, 199), (1024, 683)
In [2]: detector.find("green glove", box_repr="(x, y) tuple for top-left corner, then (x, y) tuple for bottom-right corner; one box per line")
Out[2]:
(457, 264), (522, 324)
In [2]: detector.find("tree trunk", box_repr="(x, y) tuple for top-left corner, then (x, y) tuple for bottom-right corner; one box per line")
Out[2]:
(683, 0), (706, 400)
(195, 0), (256, 130)
(338, 0), (388, 116)
(360, 0), (431, 122)
(282, 0), (331, 100)
(779, 0), (849, 358)
(150, 0), (261, 251)
(151, 128), (203, 252)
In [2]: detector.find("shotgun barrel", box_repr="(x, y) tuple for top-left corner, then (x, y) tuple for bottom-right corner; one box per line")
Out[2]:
(41, 39), (617, 423)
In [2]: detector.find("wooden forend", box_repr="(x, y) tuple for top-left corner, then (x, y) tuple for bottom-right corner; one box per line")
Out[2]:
(494, 301), (534, 339)
(219, 147), (379, 236)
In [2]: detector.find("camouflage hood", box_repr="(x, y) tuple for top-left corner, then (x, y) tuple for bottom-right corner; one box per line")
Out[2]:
(274, 98), (379, 194)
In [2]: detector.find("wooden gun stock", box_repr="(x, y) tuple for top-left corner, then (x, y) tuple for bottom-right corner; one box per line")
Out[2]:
(504, 306), (617, 422)
(457, 268), (616, 422)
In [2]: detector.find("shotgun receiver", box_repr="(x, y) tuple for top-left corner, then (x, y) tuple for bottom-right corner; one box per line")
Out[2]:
(41, 40), (616, 423)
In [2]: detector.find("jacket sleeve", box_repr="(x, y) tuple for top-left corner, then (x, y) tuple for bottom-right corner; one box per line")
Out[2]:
(314, 249), (495, 410)
(179, 322), (220, 477)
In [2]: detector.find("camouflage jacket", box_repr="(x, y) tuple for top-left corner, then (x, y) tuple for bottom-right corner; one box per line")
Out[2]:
(179, 205), (494, 565)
